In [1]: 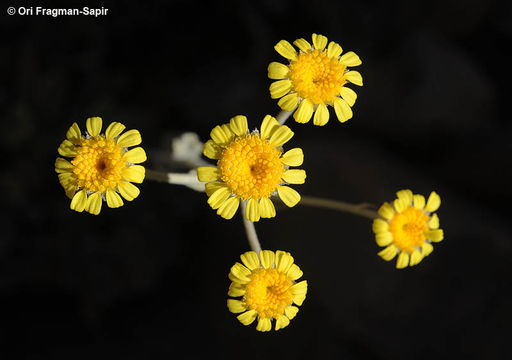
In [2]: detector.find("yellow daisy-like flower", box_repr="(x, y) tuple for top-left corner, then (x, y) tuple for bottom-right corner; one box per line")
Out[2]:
(54, 117), (147, 215)
(197, 115), (306, 222)
(227, 250), (307, 332)
(268, 33), (363, 126)
(372, 190), (444, 269)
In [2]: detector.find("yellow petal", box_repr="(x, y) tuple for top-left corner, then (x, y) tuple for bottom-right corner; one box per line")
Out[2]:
(58, 173), (77, 199)
(86, 117), (102, 137)
(293, 99), (314, 124)
(339, 51), (362, 66)
(396, 252), (409, 269)
(277, 93), (299, 112)
(106, 189), (124, 208)
(66, 122), (82, 144)
(293, 38), (312, 52)
(422, 242), (434, 256)
(269, 125), (294, 147)
(197, 166), (220, 182)
(259, 197), (276, 218)
(284, 306), (299, 320)
(105, 122), (126, 140)
(276, 251), (294, 273)
(409, 250), (423, 266)
(270, 80), (292, 99)
(333, 97), (353, 123)
(227, 299), (247, 314)
(256, 318), (272, 332)
(378, 245), (397, 261)
(277, 186), (301, 207)
(121, 165), (145, 183)
(54, 158), (74, 174)
(57, 139), (77, 157)
(313, 103), (329, 126)
(259, 250), (275, 269)
(227, 283), (246, 297)
(375, 232), (393, 247)
(260, 115), (280, 139)
(312, 33), (328, 50)
(70, 189), (87, 212)
(229, 115), (248, 136)
(425, 191), (441, 212)
(339, 87), (357, 107)
(210, 125), (231, 146)
(286, 264), (303, 281)
(117, 129), (142, 148)
(291, 280), (307, 295)
(396, 189), (413, 206)
(229, 262), (252, 283)
(245, 198), (260, 222)
(413, 194), (426, 210)
(275, 315), (290, 331)
(207, 187), (231, 209)
(217, 196), (239, 219)
(237, 310), (257, 325)
(293, 293), (307, 306)
(426, 229), (444, 242)
(118, 181), (140, 201)
(282, 169), (306, 184)
(240, 251), (260, 271)
(268, 62), (290, 80)
(123, 147), (147, 164)
(378, 202), (395, 220)
(274, 40), (297, 60)
(85, 192), (102, 215)
(428, 213), (440, 229)
(205, 181), (226, 197)
(372, 218), (389, 234)
(394, 198), (409, 213)
(281, 148), (304, 167)
(202, 140), (222, 160)
(327, 41), (343, 58)
(345, 70), (363, 86)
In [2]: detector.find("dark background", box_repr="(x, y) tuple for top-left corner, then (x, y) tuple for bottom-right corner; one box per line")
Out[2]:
(1, 0), (511, 358)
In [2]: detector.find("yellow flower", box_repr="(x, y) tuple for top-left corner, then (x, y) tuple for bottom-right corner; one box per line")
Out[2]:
(197, 115), (306, 222)
(227, 250), (307, 332)
(373, 190), (444, 269)
(55, 117), (146, 215)
(268, 33), (363, 126)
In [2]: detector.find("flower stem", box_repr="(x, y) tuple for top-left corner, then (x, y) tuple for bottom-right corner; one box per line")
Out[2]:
(145, 169), (204, 192)
(299, 196), (379, 219)
(276, 109), (294, 125)
(240, 201), (262, 253)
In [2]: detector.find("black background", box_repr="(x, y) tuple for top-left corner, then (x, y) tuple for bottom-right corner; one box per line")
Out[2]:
(1, 0), (511, 359)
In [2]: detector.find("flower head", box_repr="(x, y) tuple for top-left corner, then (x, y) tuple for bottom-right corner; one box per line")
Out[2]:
(268, 33), (363, 126)
(55, 117), (146, 215)
(373, 190), (444, 269)
(197, 115), (306, 222)
(227, 250), (307, 332)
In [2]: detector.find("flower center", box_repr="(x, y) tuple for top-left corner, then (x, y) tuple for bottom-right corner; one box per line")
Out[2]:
(289, 49), (347, 105)
(245, 268), (293, 319)
(217, 134), (284, 200)
(389, 207), (429, 253)
(71, 136), (127, 193)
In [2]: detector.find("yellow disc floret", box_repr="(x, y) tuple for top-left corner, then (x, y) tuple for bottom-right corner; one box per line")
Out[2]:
(289, 49), (347, 105)
(245, 268), (293, 319)
(217, 134), (285, 200)
(389, 206), (429, 253)
(72, 137), (126, 193)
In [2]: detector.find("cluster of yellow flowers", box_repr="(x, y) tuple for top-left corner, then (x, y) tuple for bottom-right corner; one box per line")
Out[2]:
(54, 34), (444, 332)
